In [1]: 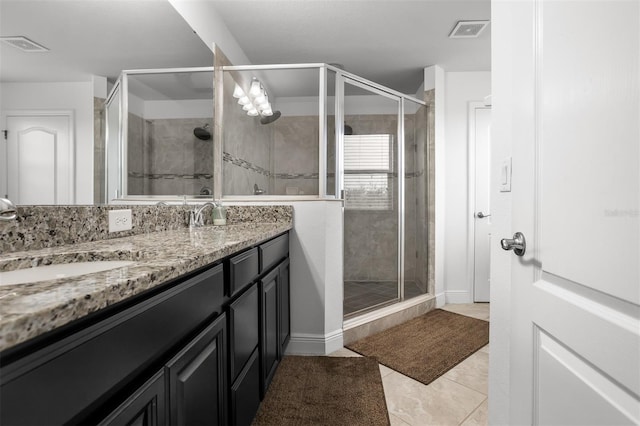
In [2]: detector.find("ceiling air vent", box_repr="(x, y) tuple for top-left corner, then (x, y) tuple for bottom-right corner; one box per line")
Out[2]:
(0, 36), (49, 52)
(449, 21), (489, 39)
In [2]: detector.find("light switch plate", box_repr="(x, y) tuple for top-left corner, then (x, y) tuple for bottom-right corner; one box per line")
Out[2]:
(500, 157), (512, 192)
(108, 209), (132, 233)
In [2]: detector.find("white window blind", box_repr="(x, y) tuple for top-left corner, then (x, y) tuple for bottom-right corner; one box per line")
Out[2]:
(344, 134), (393, 210)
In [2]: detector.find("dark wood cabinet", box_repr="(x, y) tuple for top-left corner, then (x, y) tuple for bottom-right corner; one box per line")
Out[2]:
(0, 232), (290, 426)
(228, 283), (259, 383)
(260, 267), (280, 396)
(167, 314), (227, 426)
(279, 258), (291, 357)
(0, 262), (225, 426)
(99, 370), (166, 426)
(230, 349), (261, 426)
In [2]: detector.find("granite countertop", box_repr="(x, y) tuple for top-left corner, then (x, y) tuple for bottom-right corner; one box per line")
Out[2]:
(0, 222), (292, 352)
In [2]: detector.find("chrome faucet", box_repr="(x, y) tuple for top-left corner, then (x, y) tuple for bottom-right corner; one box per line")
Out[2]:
(190, 202), (216, 227)
(0, 198), (17, 221)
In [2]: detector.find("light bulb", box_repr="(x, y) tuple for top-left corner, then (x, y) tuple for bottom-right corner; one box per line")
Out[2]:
(247, 108), (259, 116)
(261, 107), (273, 116)
(232, 84), (244, 98)
(238, 96), (251, 106)
(249, 79), (262, 96)
(254, 94), (266, 104)
(242, 104), (253, 111)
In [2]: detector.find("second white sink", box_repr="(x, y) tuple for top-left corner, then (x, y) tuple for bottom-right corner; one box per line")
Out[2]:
(0, 261), (136, 286)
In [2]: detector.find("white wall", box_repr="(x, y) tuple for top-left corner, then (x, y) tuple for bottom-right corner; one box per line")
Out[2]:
(1, 81), (95, 204)
(168, 0), (251, 65)
(221, 201), (344, 355)
(488, 4), (512, 423)
(425, 65), (446, 306)
(443, 71), (491, 303)
(143, 99), (212, 120)
(286, 201), (344, 354)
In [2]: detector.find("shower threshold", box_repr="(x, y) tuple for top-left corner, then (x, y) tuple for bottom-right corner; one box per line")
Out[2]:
(343, 280), (425, 319)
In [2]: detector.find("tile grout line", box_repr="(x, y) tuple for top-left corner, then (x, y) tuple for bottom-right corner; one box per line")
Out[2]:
(390, 413), (413, 426)
(457, 396), (488, 426)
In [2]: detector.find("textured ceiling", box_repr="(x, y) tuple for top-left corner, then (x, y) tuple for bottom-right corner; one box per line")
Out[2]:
(210, 0), (491, 93)
(0, 0), (490, 94)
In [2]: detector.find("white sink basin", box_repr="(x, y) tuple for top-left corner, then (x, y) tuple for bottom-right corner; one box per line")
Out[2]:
(0, 261), (136, 286)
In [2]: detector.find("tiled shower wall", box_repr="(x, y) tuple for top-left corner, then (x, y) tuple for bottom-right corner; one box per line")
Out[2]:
(221, 106), (430, 294)
(93, 97), (106, 204)
(271, 115), (319, 195)
(342, 111), (429, 294)
(127, 115), (214, 196)
(343, 114), (399, 284)
(222, 113), (320, 196)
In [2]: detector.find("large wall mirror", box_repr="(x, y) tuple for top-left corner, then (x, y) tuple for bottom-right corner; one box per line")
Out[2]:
(105, 68), (214, 201)
(0, 0), (213, 205)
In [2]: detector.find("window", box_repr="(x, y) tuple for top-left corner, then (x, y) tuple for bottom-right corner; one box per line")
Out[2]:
(344, 134), (393, 210)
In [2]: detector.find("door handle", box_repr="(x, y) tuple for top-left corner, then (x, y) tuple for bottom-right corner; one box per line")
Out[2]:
(476, 211), (491, 218)
(500, 232), (526, 256)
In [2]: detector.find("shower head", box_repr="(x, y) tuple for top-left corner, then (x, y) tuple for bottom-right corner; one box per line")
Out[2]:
(260, 111), (281, 125)
(193, 124), (211, 140)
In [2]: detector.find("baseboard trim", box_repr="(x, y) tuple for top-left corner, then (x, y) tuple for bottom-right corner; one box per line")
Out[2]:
(445, 290), (472, 304)
(286, 329), (343, 355)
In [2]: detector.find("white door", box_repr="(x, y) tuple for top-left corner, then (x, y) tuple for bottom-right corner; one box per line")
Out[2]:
(3, 113), (74, 204)
(471, 105), (492, 302)
(496, 0), (640, 424)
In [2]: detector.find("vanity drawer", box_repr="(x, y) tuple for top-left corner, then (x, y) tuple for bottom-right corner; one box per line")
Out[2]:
(229, 247), (259, 297)
(0, 263), (225, 426)
(259, 233), (289, 273)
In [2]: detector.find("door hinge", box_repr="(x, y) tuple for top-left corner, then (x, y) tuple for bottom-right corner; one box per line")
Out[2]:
(2, 130), (7, 140)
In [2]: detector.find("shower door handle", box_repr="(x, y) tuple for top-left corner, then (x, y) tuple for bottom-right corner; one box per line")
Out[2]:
(476, 211), (491, 218)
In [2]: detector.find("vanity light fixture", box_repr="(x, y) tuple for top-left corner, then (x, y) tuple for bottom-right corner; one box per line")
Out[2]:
(232, 79), (274, 118)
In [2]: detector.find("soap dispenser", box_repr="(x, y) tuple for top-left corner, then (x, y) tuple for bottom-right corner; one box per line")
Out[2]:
(212, 201), (227, 225)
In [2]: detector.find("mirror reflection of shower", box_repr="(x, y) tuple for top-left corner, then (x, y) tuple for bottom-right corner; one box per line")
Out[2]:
(105, 67), (215, 199)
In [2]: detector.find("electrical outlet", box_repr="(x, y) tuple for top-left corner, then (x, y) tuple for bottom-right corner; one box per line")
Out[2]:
(108, 209), (132, 233)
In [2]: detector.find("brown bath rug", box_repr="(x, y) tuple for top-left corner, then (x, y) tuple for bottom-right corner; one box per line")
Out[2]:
(346, 309), (489, 386)
(252, 356), (390, 426)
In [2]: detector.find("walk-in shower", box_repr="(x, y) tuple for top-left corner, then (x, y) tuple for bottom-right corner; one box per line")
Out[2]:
(104, 62), (430, 319)
(217, 63), (430, 318)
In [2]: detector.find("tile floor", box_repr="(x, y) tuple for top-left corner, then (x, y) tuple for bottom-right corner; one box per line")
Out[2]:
(343, 281), (426, 317)
(330, 303), (490, 426)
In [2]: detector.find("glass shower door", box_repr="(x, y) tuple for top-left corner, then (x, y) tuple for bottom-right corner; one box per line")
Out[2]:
(341, 77), (401, 317)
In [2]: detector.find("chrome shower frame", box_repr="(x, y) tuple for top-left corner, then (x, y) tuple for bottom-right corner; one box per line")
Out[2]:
(217, 63), (427, 308)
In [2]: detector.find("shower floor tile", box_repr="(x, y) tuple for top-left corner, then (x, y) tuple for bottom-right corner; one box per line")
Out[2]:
(344, 280), (425, 317)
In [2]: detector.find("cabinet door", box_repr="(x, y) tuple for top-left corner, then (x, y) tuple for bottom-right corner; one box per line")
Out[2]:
(278, 258), (291, 356)
(0, 263), (225, 426)
(228, 283), (259, 382)
(166, 314), (227, 426)
(260, 268), (279, 396)
(230, 349), (261, 426)
(98, 370), (166, 426)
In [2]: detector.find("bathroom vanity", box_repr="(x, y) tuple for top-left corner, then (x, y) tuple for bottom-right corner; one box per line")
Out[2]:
(0, 222), (291, 426)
